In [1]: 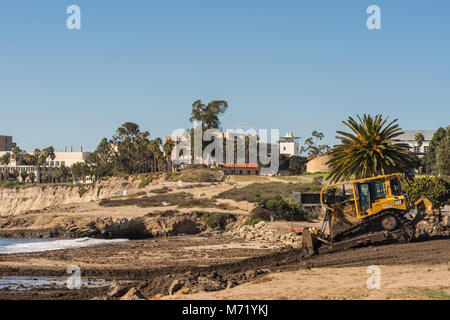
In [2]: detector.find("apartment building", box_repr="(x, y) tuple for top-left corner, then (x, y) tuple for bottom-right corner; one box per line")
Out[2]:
(0, 136), (16, 151)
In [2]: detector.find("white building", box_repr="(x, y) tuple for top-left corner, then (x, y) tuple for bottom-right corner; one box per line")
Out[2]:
(279, 132), (300, 156)
(0, 137), (90, 183)
(0, 150), (90, 168)
(394, 130), (436, 156)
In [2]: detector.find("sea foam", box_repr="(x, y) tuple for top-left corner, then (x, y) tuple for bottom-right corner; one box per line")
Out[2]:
(0, 237), (129, 254)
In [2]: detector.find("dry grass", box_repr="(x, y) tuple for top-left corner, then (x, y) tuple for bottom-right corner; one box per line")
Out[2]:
(167, 168), (224, 182)
(99, 192), (238, 210)
(214, 182), (322, 203)
(149, 187), (172, 194)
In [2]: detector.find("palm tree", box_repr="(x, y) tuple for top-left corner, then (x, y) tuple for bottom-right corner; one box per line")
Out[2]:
(55, 165), (69, 183)
(20, 170), (28, 183)
(415, 132), (425, 147)
(11, 147), (22, 165)
(149, 138), (163, 172)
(327, 114), (414, 182)
(163, 139), (175, 172)
(0, 153), (11, 166)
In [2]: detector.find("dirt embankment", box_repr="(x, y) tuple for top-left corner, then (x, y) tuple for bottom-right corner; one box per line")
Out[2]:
(0, 177), (146, 216)
(0, 173), (260, 240)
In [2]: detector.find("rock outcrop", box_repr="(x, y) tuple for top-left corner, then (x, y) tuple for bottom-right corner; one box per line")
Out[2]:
(0, 211), (209, 239)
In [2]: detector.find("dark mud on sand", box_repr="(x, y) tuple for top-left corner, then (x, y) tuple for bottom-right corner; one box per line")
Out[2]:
(0, 237), (449, 300)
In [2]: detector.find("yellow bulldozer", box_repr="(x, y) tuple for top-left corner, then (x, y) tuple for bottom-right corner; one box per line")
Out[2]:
(302, 173), (450, 255)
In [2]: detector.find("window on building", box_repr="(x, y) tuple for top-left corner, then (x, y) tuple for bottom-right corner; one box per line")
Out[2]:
(56, 161), (60, 166)
(414, 146), (420, 153)
(61, 161), (65, 167)
(424, 146), (429, 153)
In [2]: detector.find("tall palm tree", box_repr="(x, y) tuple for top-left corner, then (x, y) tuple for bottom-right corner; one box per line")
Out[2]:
(327, 114), (414, 182)
(149, 138), (163, 172)
(163, 139), (175, 172)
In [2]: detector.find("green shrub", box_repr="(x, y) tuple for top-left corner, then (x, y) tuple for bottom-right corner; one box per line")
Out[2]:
(167, 168), (223, 182)
(243, 217), (263, 226)
(202, 213), (228, 230)
(254, 195), (309, 221)
(97, 186), (103, 197)
(150, 186), (171, 194)
(404, 176), (449, 208)
(215, 182), (322, 203)
(250, 207), (272, 221)
(0, 181), (16, 189)
(78, 185), (88, 198)
(304, 210), (319, 222)
(139, 177), (152, 188)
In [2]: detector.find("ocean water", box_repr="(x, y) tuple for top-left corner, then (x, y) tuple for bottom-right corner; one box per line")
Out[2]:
(0, 276), (112, 291)
(0, 237), (129, 254)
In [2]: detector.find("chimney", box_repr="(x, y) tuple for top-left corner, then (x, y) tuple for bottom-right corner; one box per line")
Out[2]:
(80, 146), (83, 152)
(70, 146), (73, 152)
(64, 146), (67, 152)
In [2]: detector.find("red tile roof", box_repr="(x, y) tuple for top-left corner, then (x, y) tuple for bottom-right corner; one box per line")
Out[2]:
(218, 163), (259, 168)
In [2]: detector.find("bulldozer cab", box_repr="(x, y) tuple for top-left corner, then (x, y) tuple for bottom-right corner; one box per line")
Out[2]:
(321, 173), (409, 220)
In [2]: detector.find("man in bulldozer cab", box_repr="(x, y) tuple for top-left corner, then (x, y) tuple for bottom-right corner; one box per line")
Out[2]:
(302, 173), (449, 255)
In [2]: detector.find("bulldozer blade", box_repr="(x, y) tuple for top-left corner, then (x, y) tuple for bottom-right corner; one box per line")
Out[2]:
(302, 228), (318, 256)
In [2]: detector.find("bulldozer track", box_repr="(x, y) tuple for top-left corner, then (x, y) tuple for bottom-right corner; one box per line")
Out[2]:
(325, 210), (413, 251)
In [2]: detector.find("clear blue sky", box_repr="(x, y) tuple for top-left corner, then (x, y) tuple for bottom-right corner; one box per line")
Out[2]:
(1, 1), (449, 152)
